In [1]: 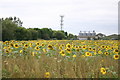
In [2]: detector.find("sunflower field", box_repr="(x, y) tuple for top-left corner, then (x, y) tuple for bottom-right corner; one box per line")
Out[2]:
(1, 40), (120, 78)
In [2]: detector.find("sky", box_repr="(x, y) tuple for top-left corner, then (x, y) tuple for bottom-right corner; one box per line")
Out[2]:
(0, 0), (119, 36)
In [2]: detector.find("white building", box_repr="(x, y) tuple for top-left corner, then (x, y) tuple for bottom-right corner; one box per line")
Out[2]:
(78, 31), (96, 40)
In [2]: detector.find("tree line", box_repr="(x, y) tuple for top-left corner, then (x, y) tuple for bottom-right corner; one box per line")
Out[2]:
(0, 17), (77, 41)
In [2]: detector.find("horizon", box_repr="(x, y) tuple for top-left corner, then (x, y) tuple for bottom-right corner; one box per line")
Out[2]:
(0, 0), (119, 36)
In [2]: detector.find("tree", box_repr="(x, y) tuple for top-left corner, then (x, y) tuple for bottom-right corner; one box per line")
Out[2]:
(33, 28), (42, 39)
(15, 27), (33, 40)
(1, 17), (79, 41)
(28, 29), (38, 40)
(67, 33), (74, 40)
(41, 28), (53, 40)
(12, 17), (23, 27)
(53, 31), (65, 40)
(2, 18), (17, 41)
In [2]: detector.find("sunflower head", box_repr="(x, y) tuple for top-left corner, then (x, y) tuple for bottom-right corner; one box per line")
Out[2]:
(35, 46), (40, 50)
(85, 52), (92, 56)
(44, 72), (50, 78)
(48, 44), (53, 50)
(14, 44), (19, 48)
(36, 42), (40, 46)
(76, 48), (80, 52)
(41, 43), (45, 46)
(5, 49), (10, 53)
(59, 50), (65, 54)
(113, 49), (119, 54)
(61, 53), (65, 56)
(66, 43), (71, 48)
(104, 52), (109, 56)
(73, 54), (76, 58)
(43, 48), (47, 53)
(24, 44), (28, 48)
(82, 45), (87, 50)
(66, 48), (71, 53)
(100, 67), (106, 75)
(113, 55), (119, 60)
(88, 47), (92, 51)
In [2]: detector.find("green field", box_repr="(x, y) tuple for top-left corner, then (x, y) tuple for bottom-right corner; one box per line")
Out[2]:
(1, 40), (119, 78)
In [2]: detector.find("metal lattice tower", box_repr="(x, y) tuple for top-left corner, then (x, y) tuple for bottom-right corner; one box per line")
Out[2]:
(60, 15), (64, 31)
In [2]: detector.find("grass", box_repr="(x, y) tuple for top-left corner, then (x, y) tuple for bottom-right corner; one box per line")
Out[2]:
(2, 54), (118, 78)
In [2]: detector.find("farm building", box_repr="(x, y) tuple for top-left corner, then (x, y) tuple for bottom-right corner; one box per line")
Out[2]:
(77, 30), (96, 40)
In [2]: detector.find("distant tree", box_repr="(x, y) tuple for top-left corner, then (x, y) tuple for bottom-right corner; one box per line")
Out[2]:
(1, 17), (79, 41)
(28, 29), (38, 40)
(2, 18), (17, 41)
(53, 31), (65, 40)
(15, 27), (26, 40)
(13, 17), (23, 27)
(41, 28), (53, 40)
(15, 27), (35, 40)
(33, 28), (42, 39)
(8, 17), (23, 27)
(67, 33), (74, 40)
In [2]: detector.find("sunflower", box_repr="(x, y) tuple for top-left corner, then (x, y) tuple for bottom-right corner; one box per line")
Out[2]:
(100, 67), (106, 75)
(5, 49), (10, 53)
(66, 43), (71, 48)
(76, 48), (80, 52)
(92, 48), (96, 52)
(113, 49), (119, 54)
(48, 44), (53, 50)
(10, 43), (14, 47)
(44, 72), (50, 78)
(79, 46), (81, 48)
(35, 46), (40, 51)
(88, 47), (92, 51)
(29, 43), (32, 47)
(36, 42), (40, 46)
(85, 52), (92, 56)
(61, 44), (64, 47)
(101, 45), (105, 49)
(98, 51), (102, 54)
(59, 46), (63, 50)
(104, 52), (109, 56)
(66, 48), (71, 53)
(61, 53), (65, 56)
(113, 55), (119, 60)
(82, 45), (87, 50)
(24, 44), (28, 48)
(19, 50), (23, 53)
(14, 44), (19, 48)
(59, 50), (65, 54)
(94, 52), (97, 55)
(41, 43), (45, 46)
(75, 46), (79, 48)
(73, 54), (76, 58)
(43, 48), (47, 53)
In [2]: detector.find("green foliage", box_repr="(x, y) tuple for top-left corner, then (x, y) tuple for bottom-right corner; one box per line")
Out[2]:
(1, 17), (77, 41)
(53, 31), (66, 40)
(2, 18), (17, 41)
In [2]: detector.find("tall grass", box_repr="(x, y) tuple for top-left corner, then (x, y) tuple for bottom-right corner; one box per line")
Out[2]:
(2, 54), (118, 78)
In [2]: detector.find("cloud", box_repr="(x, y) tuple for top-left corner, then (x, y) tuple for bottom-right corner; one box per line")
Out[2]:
(0, 0), (119, 35)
